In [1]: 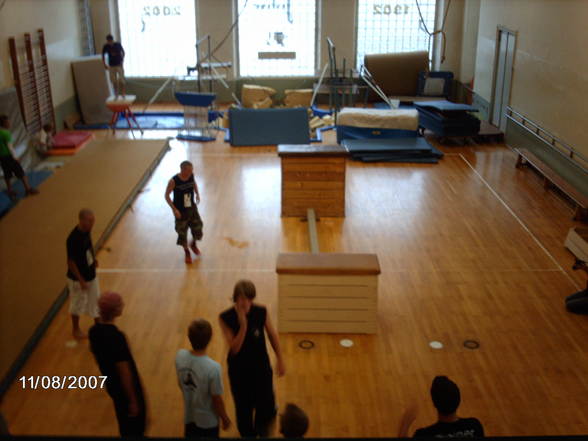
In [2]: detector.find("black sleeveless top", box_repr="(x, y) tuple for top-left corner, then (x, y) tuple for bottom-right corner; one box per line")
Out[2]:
(172, 174), (195, 212)
(219, 304), (271, 372)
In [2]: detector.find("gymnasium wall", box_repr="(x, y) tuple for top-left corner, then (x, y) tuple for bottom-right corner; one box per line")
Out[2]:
(474, 0), (588, 157)
(0, 0), (83, 117)
(98, 0), (467, 103)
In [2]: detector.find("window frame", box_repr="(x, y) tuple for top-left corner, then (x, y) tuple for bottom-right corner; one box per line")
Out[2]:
(353, 0), (439, 70)
(235, 0), (320, 78)
(115, 0), (199, 78)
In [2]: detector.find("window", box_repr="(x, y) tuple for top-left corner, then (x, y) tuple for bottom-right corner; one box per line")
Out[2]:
(117, 0), (197, 77)
(356, 0), (437, 68)
(237, 0), (317, 77)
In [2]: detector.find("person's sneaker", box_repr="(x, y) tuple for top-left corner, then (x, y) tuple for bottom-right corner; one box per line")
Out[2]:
(184, 252), (192, 264)
(26, 188), (39, 195)
(190, 241), (201, 256)
(7, 190), (17, 201)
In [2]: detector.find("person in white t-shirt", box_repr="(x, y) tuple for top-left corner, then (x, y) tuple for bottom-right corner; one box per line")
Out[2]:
(36, 123), (54, 156)
(176, 319), (231, 438)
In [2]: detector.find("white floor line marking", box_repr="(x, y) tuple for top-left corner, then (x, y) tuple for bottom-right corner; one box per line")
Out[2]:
(459, 153), (579, 290)
(97, 267), (564, 275)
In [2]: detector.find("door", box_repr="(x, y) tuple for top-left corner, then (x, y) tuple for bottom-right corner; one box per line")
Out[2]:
(491, 28), (516, 131)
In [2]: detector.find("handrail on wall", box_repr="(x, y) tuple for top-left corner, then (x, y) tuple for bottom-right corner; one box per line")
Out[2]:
(505, 106), (588, 174)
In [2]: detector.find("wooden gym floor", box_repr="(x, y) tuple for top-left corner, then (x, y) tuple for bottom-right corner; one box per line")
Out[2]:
(1, 118), (588, 438)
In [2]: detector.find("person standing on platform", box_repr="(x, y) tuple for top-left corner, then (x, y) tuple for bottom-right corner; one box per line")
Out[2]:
(102, 34), (126, 97)
(89, 292), (147, 437)
(66, 208), (100, 339)
(219, 280), (286, 437)
(0, 115), (39, 201)
(397, 376), (485, 438)
(175, 319), (231, 438)
(165, 160), (203, 264)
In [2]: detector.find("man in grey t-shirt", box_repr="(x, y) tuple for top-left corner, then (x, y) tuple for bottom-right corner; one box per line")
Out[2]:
(176, 319), (231, 438)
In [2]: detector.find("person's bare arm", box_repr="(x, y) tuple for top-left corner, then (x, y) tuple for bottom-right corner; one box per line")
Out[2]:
(265, 314), (285, 376)
(194, 181), (200, 204)
(116, 361), (140, 417)
(165, 179), (181, 219)
(211, 395), (231, 430)
(219, 313), (247, 355)
(397, 404), (418, 438)
(102, 52), (108, 69)
(67, 259), (88, 290)
(121, 47), (125, 63)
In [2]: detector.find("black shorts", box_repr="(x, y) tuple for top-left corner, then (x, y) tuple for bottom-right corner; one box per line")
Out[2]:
(0, 155), (24, 179)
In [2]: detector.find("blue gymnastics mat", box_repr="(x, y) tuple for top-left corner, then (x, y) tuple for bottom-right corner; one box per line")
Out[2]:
(74, 111), (223, 131)
(0, 169), (52, 218)
(228, 107), (310, 146)
(342, 137), (444, 164)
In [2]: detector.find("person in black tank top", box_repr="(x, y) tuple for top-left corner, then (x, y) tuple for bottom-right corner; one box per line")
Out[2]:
(165, 160), (203, 264)
(219, 280), (286, 437)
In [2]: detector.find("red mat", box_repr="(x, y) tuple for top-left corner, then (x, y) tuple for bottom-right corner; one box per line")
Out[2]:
(46, 131), (93, 156)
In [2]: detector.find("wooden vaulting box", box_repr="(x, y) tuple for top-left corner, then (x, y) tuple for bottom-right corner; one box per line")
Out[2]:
(276, 253), (381, 334)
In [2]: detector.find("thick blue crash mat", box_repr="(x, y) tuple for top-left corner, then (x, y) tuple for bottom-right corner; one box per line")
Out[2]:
(228, 107), (310, 146)
(415, 101), (481, 137)
(336, 125), (418, 143)
(342, 137), (444, 164)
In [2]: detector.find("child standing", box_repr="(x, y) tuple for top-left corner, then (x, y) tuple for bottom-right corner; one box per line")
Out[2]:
(36, 123), (54, 156)
(176, 319), (231, 438)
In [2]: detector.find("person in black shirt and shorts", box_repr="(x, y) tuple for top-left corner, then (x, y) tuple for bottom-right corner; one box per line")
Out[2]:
(89, 291), (147, 437)
(66, 208), (99, 339)
(398, 376), (484, 438)
(219, 280), (286, 437)
(165, 160), (203, 264)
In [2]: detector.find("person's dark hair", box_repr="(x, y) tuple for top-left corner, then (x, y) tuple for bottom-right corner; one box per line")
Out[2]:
(0, 115), (8, 127)
(431, 376), (461, 415)
(232, 279), (256, 302)
(106, 34), (114, 41)
(78, 208), (94, 220)
(188, 319), (212, 350)
(42, 123), (53, 132)
(280, 403), (309, 438)
(180, 160), (193, 169)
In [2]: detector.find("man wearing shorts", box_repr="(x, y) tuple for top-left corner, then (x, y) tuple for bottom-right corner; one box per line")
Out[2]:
(66, 208), (100, 338)
(102, 34), (126, 97)
(165, 160), (203, 264)
(0, 115), (39, 201)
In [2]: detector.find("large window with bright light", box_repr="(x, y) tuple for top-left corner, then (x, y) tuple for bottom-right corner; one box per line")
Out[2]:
(117, 0), (197, 77)
(237, 0), (317, 77)
(356, 0), (437, 68)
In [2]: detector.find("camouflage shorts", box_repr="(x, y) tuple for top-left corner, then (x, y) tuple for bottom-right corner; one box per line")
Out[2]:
(175, 207), (203, 246)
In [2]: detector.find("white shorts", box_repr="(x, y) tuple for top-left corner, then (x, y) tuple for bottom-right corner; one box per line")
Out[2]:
(67, 278), (100, 318)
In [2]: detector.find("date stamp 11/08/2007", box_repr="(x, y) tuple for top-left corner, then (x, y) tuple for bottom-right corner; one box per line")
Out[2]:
(19, 376), (107, 390)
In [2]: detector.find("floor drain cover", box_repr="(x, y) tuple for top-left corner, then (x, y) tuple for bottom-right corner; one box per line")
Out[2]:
(340, 339), (354, 348)
(298, 340), (315, 350)
(463, 340), (480, 350)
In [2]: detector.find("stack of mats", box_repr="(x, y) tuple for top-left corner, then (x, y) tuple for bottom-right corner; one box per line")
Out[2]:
(46, 131), (93, 156)
(336, 107), (419, 143)
(415, 101), (480, 137)
(341, 137), (444, 163)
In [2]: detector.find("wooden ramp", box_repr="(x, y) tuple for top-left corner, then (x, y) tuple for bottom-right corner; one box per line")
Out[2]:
(0, 138), (169, 385)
